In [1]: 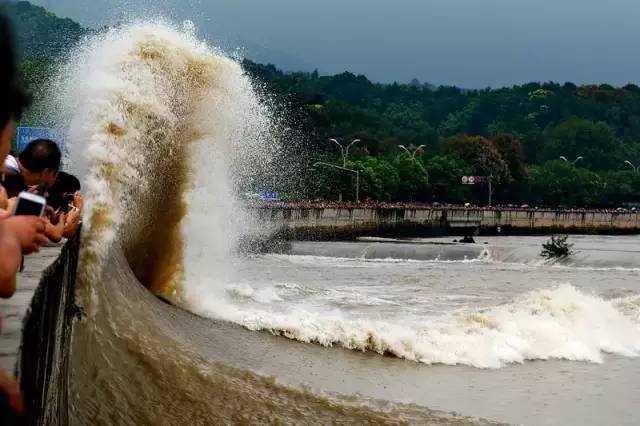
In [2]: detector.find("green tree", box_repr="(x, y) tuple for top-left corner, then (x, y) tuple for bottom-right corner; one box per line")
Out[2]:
(17, 0), (640, 206)
(439, 102), (478, 136)
(491, 133), (529, 200)
(441, 135), (511, 186)
(425, 155), (473, 203)
(542, 118), (623, 170)
(529, 160), (604, 206)
(351, 157), (400, 201)
(391, 154), (429, 201)
(599, 171), (640, 206)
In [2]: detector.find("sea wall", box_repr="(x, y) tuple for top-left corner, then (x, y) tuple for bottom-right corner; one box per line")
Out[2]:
(252, 206), (640, 238)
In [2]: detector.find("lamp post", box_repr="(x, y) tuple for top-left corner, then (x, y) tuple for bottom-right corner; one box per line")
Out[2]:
(397, 144), (426, 160)
(559, 155), (584, 165)
(397, 145), (427, 202)
(624, 160), (639, 174)
(313, 161), (360, 203)
(488, 175), (493, 207)
(475, 152), (494, 207)
(329, 138), (361, 167)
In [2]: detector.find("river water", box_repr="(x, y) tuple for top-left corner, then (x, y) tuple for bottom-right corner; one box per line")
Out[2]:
(51, 21), (640, 424)
(180, 235), (640, 425)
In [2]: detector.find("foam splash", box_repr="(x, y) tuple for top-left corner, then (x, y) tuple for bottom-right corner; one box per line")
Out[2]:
(50, 21), (640, 374)
(49, 22), (487, 423)
(189, 284), (640, 369)
(50, 21), (274, 298)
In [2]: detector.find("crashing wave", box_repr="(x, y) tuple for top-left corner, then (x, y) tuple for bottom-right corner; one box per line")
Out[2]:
(51, 21), (476, 424)
(191, 283), (640, 369)
(45, 16), (640, 423)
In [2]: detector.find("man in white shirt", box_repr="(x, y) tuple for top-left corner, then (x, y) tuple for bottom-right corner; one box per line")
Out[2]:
(3, 154), (18, 174)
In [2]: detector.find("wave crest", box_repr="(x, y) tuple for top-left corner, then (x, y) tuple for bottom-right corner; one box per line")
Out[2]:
(191, 284), (640, 369)
(51, 22), (271, 299)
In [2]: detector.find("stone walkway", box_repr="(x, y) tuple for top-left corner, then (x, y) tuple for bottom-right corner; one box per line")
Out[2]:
(0, 246), (61, 373)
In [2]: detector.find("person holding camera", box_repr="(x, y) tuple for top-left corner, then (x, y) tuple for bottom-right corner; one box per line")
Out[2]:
(0, 10), (51, 417)
(2, 139), (61, 197)
(2, 139), (84, 241)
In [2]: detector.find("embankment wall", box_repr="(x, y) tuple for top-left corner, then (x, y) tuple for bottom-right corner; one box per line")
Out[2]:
(252, 206), (640, 239)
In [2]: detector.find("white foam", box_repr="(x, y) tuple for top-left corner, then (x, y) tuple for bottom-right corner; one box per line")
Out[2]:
(48, 21), (277, 297)
(52, 22), (640, 371)
(188, 284), (640, 369)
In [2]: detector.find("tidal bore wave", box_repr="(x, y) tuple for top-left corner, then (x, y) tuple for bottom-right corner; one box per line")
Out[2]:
(56, 22), (483, 423)
(45, 20), (640, 423)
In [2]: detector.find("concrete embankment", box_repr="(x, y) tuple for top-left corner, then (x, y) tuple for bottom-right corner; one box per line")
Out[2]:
(0, 246), (60, 373)
(252, 205), (640, 239)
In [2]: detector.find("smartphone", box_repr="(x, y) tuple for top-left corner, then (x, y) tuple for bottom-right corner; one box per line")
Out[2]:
(60, 193), (75, 213)
(13, 191), (46, 217)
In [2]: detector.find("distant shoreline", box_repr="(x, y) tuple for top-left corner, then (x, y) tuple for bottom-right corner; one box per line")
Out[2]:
(250, 202), (640, 240)
(253, 200), (638, 213)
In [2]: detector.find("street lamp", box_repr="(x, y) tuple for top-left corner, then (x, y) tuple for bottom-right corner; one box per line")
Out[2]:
(624, 160), (639, 174)
(313, 161), (360, 202)
(397, 144), (428, 202)
(329, 138), (361, 167)
(398, 144), (426, 160)
(559, 155), (584, 165)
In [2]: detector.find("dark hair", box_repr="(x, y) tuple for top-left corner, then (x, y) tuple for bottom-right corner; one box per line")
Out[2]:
(47, 171), (81, 211)
(18, 139), (62, 173)
(54, 171), (80, 193)
(0, 10), (30, 128)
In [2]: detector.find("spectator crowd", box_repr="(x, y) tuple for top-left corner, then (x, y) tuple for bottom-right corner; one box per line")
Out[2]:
(0, 10), (82, 420)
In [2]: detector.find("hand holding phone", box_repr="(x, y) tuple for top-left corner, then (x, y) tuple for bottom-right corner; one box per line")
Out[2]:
(13, 191), (46, 217)
(1, 216), (48, 254)
(0, 185), (8, 210)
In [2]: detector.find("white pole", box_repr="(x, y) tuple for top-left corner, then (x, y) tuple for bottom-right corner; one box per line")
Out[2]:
(345, 139), (361, 162)
(488, 177), (493, 206)
(330, 138), (346, 167)
(625, 160), (638, 173)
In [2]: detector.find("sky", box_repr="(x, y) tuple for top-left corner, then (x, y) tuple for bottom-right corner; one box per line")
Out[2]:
(30, 0), (640, 88)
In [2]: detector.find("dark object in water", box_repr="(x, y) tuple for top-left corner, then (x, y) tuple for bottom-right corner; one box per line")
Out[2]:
(460, 235), (476, 244)
(541, 235), (574, 260)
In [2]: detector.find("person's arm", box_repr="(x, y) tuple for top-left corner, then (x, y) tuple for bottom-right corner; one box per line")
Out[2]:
(62, 192), (83, 238)
(0, 185), (7, 210)
(0, 368), (23, 414)
(44, 213), (65, 243)
(0, 226), (20, 297)
(71, 191), (84, 213)
(0, 216), (48, 298)
(0, 197), (16, 220)
(62, 207), (81, 239)
(0, 189), (10, 220)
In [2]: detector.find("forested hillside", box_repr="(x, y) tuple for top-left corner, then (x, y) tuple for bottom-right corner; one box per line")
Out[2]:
(3, 0), (85, 60)
(5, 1), (640, 206)
(245, 62), (640, 206)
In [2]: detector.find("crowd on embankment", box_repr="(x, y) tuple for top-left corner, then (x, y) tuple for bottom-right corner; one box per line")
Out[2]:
(250, 200), (640, 239)
(252, 199), (638, 214)
(0, 11), (82, 420)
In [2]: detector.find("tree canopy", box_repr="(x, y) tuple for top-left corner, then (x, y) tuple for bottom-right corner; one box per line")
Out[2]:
(245, 61), (640, 206)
